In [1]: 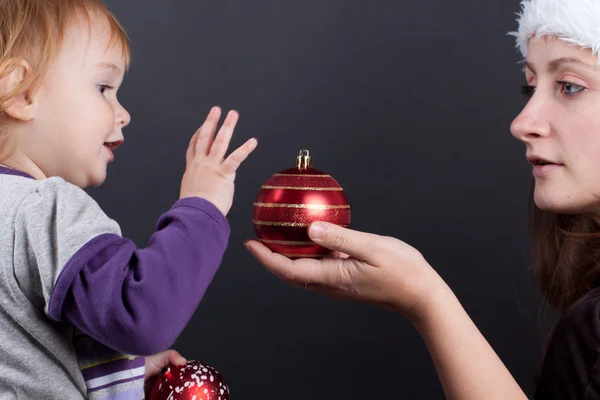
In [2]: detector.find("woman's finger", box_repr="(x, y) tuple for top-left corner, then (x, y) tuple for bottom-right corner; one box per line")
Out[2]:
(245, 239), (349, 287)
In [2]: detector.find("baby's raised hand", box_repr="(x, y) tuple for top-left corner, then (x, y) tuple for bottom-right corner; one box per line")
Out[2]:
(180, 107), (257, 216)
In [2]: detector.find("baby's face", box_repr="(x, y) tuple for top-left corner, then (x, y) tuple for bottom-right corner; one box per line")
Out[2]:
(23, 14), (130, 187)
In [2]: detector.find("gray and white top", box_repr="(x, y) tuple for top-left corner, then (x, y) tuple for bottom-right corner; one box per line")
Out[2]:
(0, 166), (229, 399)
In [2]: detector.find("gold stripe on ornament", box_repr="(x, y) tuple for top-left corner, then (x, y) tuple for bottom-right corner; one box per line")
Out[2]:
(253, 220), (310, 227)
(261, 185), (343, 191)
(254, 202), (350, 210)
(253, 220), (349, 228)
(259, 238), (315, 245)
(273, 173), (331, 178)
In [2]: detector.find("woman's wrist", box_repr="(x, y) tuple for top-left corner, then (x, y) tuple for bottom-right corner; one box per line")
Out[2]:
(407, 275), (459, 329)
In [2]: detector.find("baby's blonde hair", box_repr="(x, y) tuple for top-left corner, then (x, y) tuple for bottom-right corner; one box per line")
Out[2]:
(0, 0), (131, 152)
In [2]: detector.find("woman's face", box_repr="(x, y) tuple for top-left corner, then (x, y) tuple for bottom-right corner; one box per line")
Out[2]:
(511, 36), (600, 215)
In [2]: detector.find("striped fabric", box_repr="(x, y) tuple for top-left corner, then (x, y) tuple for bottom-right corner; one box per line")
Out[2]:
(74, 330), (146, 399)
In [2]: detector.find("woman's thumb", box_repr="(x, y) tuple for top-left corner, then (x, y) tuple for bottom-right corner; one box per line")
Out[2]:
(308, 222), (379, 262)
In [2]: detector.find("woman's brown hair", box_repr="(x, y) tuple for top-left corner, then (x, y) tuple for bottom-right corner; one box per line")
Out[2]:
(530, 182), (600, 311)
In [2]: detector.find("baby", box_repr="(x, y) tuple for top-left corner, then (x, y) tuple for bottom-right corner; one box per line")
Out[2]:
(0, 0), (257, 398)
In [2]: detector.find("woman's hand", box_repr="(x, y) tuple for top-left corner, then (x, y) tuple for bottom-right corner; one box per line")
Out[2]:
(245, 221), (448, 322)
(247, 222), (528, 400)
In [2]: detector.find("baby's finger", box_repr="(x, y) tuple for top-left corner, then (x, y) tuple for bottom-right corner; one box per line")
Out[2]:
(221, 138), (257, 174)
(167, 350), (187, 366)
(186, 128), (201, 164)
(195, 106), (221, 156)
(209, 110), (238, 160)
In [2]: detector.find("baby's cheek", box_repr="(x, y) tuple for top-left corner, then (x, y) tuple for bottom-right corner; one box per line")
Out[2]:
(86, 98), (115, 129)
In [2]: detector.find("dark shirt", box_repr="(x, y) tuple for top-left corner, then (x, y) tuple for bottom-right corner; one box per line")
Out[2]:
(535, 286), (600, 399)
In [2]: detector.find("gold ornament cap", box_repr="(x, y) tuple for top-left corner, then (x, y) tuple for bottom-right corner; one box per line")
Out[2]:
(296, 149), (312, 170)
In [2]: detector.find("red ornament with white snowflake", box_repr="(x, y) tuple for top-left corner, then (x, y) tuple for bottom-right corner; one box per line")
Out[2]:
(149, 360), (230, 400)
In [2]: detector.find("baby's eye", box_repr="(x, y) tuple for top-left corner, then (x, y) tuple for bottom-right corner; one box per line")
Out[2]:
(97, 85), (113, 95)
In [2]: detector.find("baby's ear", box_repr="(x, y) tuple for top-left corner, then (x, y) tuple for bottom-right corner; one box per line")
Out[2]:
(0, 58), (36, 122)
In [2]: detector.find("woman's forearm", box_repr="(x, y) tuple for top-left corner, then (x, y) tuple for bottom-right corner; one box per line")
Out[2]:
(412, 283), (527, 400)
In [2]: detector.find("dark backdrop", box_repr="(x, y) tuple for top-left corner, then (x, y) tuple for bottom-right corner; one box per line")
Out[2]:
(92, 1), (543, 398)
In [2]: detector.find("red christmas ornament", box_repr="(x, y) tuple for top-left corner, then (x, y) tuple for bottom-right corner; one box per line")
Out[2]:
(149, 360), (230, 400)
(252, 150), (351, 258)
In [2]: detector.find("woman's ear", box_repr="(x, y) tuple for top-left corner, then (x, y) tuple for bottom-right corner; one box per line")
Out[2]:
(0, 58), (36, 122)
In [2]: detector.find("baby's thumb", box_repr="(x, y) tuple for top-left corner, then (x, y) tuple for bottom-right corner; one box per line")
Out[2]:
(168, 350), (187, 366)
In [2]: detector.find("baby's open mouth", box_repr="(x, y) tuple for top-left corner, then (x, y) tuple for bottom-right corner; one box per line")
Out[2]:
(103, 140), (123, 151)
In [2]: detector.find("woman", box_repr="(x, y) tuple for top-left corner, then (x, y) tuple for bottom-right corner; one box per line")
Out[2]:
(246, 0), (600, 398)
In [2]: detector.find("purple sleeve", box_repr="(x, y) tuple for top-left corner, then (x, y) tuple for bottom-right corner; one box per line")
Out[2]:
(47, 197), (229, 356)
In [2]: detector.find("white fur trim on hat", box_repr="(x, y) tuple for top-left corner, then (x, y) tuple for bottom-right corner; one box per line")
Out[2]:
(509, 0), (600, 60)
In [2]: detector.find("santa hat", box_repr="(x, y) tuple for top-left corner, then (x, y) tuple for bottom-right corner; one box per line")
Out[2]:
(510, 0), (600, 60)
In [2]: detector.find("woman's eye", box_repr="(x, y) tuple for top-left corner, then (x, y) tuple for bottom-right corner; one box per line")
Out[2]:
(521, 85), (536, 98)
(558, 81), (585, 96)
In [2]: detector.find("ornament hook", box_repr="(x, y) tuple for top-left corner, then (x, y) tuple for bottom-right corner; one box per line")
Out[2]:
(296, 149), (312, 170)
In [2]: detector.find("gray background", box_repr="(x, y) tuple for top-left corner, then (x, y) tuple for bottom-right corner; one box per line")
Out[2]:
(94, 1), (543, 398)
